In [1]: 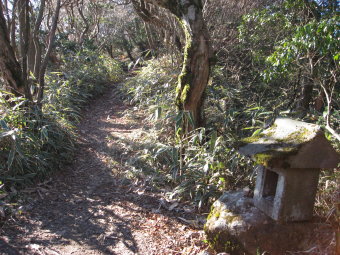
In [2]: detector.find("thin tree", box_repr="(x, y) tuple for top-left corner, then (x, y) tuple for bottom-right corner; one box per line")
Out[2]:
(0, 0), (62, 107)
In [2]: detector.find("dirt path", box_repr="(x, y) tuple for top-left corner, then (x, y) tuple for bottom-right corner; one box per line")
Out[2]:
(0, 84), (209, 255)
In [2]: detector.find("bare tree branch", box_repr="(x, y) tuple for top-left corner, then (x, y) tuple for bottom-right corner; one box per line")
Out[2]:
(37, 0), (61, 103)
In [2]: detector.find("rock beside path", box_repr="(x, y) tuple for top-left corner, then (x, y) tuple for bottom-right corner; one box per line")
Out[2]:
(204, 190), (329, 255)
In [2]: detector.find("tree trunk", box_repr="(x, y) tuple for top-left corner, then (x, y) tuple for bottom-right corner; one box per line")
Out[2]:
(296, 75), (313, 113)
(137, 0), (212, 127)
(32, 0), (46, 78)
(77, 4), (89, 45)
(10, 0), (18, 52)
(106, 45), (114, 59)
(28, 36), (36, 75)
(18, 0), (32, 100)
(121, 35), (135, 62)
(2, 0), (10, 31)
(175, 3), (211, 126)
(37, 0), (61, 105)
(0, 2), (24, 96)
(144, 22), (156, 54)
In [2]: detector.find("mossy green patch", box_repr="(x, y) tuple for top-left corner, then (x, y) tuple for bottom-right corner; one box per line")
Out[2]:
(206, 205), (241, 224)
(180, 84), (190, 103)
(278, 127), (313, 144)
(222, 213), (241, 224)
(175, 16), (193, 108)
(252, 146), (299, 166)
(240, 122), (316, 166)
(206, 205), (218, 221)
(205, 203), (246, 254)
(254, 152), (275, 166)
(241, 133), (265, 144)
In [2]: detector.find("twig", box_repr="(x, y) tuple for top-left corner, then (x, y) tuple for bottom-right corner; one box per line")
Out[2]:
(325, 125), (340, 142)
(319, 81), (340, 142)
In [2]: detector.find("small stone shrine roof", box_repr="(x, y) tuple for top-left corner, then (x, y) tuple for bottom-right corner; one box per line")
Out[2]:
(239, 118), (339, 169)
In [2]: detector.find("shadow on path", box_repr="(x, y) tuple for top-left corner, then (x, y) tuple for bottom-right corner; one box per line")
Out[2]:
(0, 84), (204, 255)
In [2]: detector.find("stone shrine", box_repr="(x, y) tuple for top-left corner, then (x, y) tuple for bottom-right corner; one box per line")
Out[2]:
(239, 118), (339, 221)
(204, 118), (339, 254)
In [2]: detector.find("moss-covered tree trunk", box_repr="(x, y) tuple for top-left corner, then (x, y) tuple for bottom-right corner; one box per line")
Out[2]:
(175, 2), (211, 127)
(136, 0), (212, 127)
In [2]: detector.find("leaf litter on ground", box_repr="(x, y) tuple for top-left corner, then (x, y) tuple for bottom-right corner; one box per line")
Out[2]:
(0, 84), (215, 255)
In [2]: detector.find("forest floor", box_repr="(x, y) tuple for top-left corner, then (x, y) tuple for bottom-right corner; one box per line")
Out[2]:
(0, 82), (211, 255)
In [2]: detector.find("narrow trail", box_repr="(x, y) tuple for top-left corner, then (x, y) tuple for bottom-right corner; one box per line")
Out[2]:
(0, 84), (208, 255)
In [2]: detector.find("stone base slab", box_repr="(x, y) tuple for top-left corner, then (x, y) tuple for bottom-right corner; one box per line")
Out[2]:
(204, 190), (320, 255)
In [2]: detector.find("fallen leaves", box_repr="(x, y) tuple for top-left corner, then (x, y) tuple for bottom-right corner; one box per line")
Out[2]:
(0, 87), (212, 255)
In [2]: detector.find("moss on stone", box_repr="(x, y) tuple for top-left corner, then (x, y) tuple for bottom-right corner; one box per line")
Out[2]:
(223, 214), (242, 224)
(280, 127), (312, 144)
(254, 152), (275, 166)
(206, 205), (218, 221)
(241, 133), (265, 144)
(223, 240), (240, 254)
(240, 121), (317, 166)
(206, 205), (241, 224)
(241, 123), (313, 146)
(205, 227), (243, 254)
(252, 146), (301, 167)
(205, 201), (247, 254)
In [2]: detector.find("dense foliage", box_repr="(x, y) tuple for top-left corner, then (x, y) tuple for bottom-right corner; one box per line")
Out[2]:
(0, 49), (122, 184)
(120, 0), (339, 221)
(0, 1), (338, 250)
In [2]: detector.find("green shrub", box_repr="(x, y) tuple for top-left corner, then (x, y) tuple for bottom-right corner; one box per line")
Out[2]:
(0, 94), (75, 183)
(117, 56), (255, 209)
(0, 50), (123, 186)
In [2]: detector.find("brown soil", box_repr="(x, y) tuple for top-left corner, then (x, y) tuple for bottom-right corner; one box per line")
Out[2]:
(0, 84), (210, 255)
